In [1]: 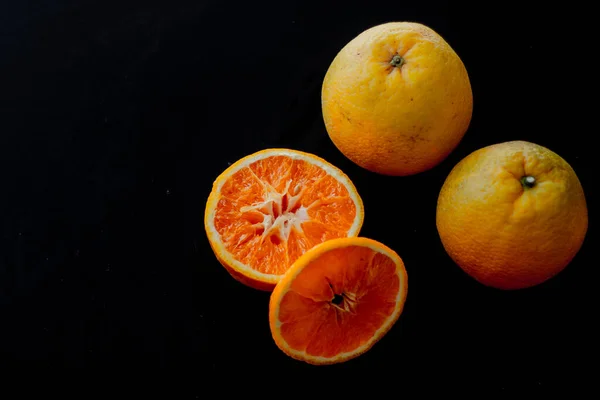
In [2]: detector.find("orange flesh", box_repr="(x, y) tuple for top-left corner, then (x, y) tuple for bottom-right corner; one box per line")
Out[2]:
(277, 246), (399, 357)
(213, 156), (357, 275)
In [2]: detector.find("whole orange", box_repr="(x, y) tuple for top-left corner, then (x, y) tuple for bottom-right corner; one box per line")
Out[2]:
(321, 22), (473, 176)
(436, 141), (588, 290)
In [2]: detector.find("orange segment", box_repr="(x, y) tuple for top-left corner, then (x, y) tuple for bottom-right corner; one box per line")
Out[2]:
(269, 237), (408, 365)
(205, 149), (364, 291)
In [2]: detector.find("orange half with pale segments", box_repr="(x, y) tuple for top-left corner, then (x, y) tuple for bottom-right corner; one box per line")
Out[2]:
(269, 237), (408, 365)
(204, 149), (364, 291)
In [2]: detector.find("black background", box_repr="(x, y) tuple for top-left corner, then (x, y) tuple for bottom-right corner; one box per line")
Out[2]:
(0, 0), (595, 392)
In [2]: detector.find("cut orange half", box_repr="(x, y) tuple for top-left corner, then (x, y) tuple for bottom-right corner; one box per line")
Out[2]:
(269, 237), (408, 365)
(204, 149), (364, 291)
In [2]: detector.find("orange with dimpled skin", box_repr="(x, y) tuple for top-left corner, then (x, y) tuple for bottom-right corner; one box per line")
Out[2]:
(436, 140), (588, 290)
(322, 21), (473, 176)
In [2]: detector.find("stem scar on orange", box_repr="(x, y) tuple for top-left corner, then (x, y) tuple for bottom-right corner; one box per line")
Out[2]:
(436, 140), (588, 290)
(204, 149), (364, 291)
(269, 237), (408, 365)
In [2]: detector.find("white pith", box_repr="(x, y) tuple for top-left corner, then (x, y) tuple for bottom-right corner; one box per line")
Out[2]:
(238, 177), (310, 243)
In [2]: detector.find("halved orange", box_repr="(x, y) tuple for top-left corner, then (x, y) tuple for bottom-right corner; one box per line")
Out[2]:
(204, 149), (364, 291)
(269, 237), (408, 365)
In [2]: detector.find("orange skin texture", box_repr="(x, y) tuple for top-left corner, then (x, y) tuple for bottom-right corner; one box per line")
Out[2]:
(436, 141), (588, 290)
(322, 22), (473, 176)
(206, 237), (276, 291)
(269, 237), (408, 365)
